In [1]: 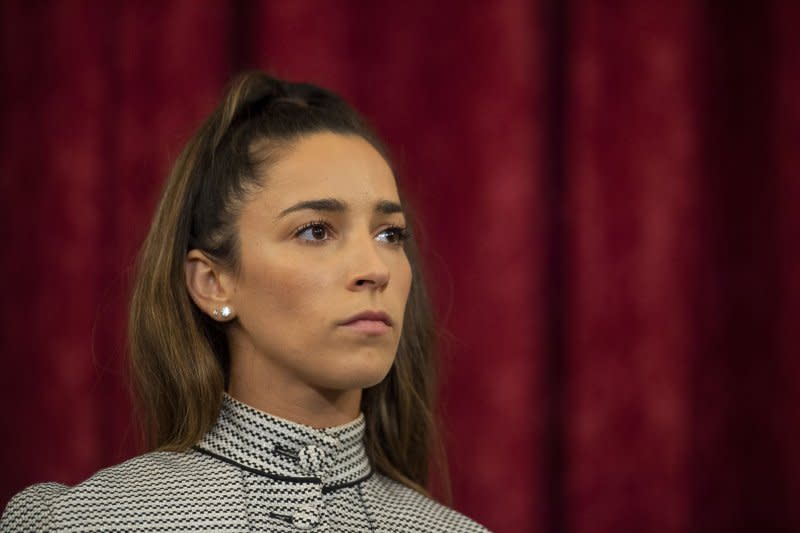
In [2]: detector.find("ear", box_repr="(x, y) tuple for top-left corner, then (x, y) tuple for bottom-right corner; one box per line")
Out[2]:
(185, 249), (236, 321)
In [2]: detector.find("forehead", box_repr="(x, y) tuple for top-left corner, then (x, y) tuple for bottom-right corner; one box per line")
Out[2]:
(259, 132), (399, 209)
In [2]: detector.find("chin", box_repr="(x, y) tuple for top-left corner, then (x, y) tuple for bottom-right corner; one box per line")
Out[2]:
(315, 348), (396, 390)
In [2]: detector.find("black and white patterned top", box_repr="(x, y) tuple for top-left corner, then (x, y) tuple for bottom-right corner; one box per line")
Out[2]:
(1, 394), (489, 532)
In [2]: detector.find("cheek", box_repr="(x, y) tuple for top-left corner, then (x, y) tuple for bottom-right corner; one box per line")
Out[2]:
(241, 254), (335, 319)
(398, 256), (413, 298)
(390, 256), (413, 331)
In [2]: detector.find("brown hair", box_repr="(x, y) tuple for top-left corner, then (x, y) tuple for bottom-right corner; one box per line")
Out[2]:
(128, 71), (444, 496)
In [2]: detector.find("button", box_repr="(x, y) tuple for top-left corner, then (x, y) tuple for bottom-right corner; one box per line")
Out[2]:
(298, 445), (331, 476)
(292, 505), (320, 530)
(319, 434), (341, 449)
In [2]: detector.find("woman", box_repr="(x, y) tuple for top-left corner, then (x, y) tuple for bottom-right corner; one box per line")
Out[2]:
(1, 72), (488, 532)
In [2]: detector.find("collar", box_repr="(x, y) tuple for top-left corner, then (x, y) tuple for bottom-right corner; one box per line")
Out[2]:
(195, 393), (372, 490)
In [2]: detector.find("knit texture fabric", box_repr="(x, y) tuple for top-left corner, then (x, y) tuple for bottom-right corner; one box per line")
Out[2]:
(1, 394), (488, 532)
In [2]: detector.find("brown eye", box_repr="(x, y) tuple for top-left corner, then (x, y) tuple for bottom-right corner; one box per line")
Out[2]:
(295, 222), (331, 242)
(376, 226), (408, 245)
(310, 225), (326, 240)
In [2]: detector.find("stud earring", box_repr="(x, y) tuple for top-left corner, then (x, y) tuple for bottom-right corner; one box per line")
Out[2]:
(212, 306), (232, 320)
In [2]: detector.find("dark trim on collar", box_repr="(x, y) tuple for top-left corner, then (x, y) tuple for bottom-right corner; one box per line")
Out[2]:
(324, 471), (375, 494)
(193, 446), (319, 483)
(192, 445), (373, 494)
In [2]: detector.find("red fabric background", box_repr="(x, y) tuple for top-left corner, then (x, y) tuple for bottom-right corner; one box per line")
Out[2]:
(1, 2), (799, 532)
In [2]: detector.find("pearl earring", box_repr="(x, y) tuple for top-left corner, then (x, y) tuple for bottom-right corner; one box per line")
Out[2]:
(212, 306), (233, 320)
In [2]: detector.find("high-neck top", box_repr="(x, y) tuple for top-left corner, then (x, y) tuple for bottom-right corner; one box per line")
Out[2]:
(195, 393), (372, 491)
(1, 394), (490, 532)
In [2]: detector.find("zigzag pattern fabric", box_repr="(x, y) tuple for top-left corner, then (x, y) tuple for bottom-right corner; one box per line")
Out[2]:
(1, 394), (488, 532)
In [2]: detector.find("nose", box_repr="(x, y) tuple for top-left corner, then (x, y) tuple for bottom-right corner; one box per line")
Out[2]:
(347, 236), (390, 291)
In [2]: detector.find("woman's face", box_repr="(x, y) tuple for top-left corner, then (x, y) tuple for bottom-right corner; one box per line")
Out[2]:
(226, 132), (412, 396)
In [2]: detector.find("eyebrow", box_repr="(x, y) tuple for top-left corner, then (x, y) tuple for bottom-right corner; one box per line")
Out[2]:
(275, 198), (405, 220)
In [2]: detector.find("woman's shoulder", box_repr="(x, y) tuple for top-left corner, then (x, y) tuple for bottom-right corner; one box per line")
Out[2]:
(1, 481), (69, 531)
(365, 473), (490, 532)
(1, 449), (239, 531)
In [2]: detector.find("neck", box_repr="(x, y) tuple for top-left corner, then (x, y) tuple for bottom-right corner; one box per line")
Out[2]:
(227, 351), (362, 429)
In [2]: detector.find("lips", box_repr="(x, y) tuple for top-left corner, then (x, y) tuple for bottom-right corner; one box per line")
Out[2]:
(338, 310), (393, 327)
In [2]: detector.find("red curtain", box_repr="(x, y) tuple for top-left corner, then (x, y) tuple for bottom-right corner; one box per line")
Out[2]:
(1, 2), (798, 532)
